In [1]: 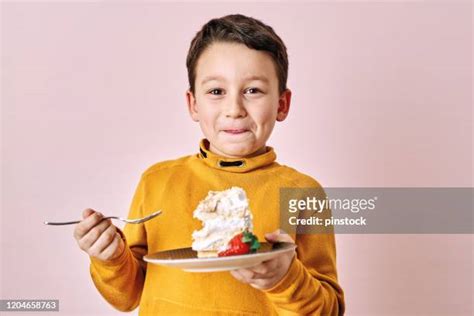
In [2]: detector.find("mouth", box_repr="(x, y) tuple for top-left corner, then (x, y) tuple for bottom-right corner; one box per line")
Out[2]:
(222, 129), (249, 135)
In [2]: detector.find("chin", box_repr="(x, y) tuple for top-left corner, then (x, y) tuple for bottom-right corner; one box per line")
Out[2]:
(220, 143), (256, 158)
(223, 148), (253, 158)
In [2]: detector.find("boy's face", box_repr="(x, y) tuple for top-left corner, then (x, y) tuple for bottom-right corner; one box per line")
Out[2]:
(186, 42), (291, 158)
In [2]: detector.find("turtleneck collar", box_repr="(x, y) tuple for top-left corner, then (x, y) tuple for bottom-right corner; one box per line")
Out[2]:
(197, 139), (277, 173)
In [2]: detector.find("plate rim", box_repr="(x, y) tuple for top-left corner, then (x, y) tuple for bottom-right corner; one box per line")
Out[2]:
(143, 242), (297, 264)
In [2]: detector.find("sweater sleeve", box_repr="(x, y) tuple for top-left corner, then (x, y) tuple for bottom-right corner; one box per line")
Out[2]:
(264, 185), (345, 315)
(263, 233), (345, 315)
(89, 175), (148, 312)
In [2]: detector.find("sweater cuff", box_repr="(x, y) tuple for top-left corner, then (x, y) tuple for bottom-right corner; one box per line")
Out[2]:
(90, 228), (129, 268)
(263, 255), (301, 294)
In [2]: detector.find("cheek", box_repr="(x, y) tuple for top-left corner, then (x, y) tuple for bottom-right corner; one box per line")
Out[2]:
(195, 98), (219, 123)
(201, 108), (219, 124)
(249, 103), (279, 127)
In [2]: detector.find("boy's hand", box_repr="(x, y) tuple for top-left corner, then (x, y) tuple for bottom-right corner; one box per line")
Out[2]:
(73, 208), (125, 262)
(230, 229), (295, 290)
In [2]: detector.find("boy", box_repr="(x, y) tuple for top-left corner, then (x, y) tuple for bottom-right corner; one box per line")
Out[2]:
(74, 14), (345, 315)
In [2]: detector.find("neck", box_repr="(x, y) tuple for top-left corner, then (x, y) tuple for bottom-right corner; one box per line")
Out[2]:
(209, 144), (267, 159)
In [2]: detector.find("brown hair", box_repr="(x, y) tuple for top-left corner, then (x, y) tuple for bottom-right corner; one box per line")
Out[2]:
(186, 14), (288, 95)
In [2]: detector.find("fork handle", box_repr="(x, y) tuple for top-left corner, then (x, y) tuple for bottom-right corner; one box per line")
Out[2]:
(44, 220), (81, 225)
(43, 218), (113, 225)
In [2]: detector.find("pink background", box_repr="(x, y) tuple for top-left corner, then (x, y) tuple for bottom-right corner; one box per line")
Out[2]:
(1, 1), (472, 315)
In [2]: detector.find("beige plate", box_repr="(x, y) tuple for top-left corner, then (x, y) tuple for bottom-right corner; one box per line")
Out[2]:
(144, 242), (296, 272)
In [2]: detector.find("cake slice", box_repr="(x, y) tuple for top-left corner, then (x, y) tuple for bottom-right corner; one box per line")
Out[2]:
(192, 187), (260, 258)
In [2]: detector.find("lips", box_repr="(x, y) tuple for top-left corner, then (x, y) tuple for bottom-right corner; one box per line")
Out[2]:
(222, 129), (248, 134)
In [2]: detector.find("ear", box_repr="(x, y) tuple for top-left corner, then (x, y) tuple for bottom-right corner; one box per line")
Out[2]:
(276, 89), (291, 122)
(186, 89), (199, 122)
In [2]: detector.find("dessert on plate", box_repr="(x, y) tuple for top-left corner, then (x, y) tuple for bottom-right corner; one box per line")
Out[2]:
(192, 187), (260, 258)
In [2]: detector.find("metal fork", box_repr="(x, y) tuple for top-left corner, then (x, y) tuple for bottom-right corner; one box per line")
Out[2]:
(44, 210), (162, 225)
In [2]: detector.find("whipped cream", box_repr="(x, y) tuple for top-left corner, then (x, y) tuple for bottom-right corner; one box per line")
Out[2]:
(192, 187), (253, 252)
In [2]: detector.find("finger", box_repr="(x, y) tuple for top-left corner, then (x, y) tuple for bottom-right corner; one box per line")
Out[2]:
(82, 208), (96, 219)
(89, 224), (117, 255)
(264, 229), (294, 243)
(264, 229), (280, 242)
(248, 259), (279, 279)
(74, 209), (97, 240)
(233, 268), (256, 282)
(99, 232), (123, 260)
(249, 279), (273, 290)
(77, 218), (112, 251)
(74, 211), (104, 240)
(230, 270), (247, 283)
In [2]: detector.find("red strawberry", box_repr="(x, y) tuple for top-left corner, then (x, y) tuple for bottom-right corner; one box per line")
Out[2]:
(218, 231), (260, 257)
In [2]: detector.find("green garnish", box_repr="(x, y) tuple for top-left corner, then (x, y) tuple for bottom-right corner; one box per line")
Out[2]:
(242, 231), (261, 251)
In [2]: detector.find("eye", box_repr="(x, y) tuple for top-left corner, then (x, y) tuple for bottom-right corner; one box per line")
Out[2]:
(208, 88), (224, 95)
(245, 87), (261, 94)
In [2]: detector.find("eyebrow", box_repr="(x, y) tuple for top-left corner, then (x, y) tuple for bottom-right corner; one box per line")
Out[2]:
(200, 75), (270, 85)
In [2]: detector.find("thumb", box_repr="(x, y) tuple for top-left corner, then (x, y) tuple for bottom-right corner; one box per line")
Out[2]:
(82, 208), (98, 219)
(264, 229), (294, 243)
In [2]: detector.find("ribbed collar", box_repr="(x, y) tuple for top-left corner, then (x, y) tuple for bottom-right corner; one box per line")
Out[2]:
(198, 139), (277, 173)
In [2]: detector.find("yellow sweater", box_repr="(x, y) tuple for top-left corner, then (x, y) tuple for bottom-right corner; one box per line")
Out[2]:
(90, 140), (345, 315)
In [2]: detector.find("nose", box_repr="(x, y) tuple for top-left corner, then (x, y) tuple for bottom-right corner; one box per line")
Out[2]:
(224, 93), (247, 118)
